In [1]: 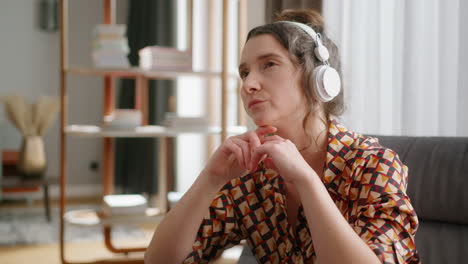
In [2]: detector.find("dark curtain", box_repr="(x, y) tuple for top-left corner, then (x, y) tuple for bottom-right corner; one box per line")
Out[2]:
(265, 0), (322, 23)
(115, 0), (174, 195)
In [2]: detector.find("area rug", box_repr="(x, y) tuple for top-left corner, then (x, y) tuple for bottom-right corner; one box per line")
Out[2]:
(0, 205), (146, 246)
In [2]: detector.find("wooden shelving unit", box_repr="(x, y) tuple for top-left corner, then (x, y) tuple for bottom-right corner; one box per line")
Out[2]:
(64, 208), (164, 226)
(58, 0), (247, 263)
(65, 125), (247, 138)
(66, 65), (240, 80)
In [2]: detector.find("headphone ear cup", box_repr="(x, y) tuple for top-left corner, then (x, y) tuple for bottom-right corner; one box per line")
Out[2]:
(313, 65), (341, 102)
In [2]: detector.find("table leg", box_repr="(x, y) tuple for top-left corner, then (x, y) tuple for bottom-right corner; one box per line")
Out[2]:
(43, 182), (51, 222)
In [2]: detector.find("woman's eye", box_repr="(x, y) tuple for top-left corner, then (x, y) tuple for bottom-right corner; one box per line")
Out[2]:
(240, 71), (249, 79)
(264, 61), (276, 69)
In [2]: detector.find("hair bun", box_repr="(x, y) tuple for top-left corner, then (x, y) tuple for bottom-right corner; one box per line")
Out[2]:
(274, 9), (324, 32)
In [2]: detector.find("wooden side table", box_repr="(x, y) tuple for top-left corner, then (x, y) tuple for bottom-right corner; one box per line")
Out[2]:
(2, 176), (58, 222)
(2, 150), (58, 222)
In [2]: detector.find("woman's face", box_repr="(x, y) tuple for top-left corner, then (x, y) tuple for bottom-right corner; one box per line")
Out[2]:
(239, 34), (307, 127)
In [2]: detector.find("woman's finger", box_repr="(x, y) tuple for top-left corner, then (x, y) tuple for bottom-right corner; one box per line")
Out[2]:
(237, 126), (276, 149)
(255, 126), (277, 138)
(264, 157), (278, 171)
(235, 131), (261, 163)
(249, 141), (277, 172)
(247, 131), (262, 154)
(224, 138), (247, 170)
(252, 154), (268, 171)
(261, 135), (284, 144)
(236, 127), (277, 170)
(230, 137), (251, 170)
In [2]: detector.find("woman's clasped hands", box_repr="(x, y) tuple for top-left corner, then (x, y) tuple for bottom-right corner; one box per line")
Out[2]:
(203, 126), (315, 187)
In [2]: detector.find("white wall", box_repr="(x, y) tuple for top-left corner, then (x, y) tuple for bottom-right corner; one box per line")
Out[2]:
(248, 0), (266, 30)
(0, 0), (128, 191)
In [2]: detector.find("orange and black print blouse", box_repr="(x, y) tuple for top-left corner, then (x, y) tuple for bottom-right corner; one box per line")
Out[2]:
(183, 119), (420, 264)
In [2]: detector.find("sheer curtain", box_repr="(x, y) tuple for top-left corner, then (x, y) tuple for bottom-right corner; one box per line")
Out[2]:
(323, 0), (468, 136)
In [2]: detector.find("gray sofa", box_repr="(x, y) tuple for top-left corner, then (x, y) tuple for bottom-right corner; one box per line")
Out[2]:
(238, 136), (468, 264)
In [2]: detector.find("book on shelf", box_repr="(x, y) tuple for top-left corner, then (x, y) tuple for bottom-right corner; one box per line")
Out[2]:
(102, 194), (148, 216)
(102, 109), (142, 130)
(93, 39), (130, 53)
(93, 24), (126, 36)
(92, 24), (130, 68)
(139, 46), (192, 71)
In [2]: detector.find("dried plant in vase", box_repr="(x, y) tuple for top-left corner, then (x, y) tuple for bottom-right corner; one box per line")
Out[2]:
(1, 94), (59, 180)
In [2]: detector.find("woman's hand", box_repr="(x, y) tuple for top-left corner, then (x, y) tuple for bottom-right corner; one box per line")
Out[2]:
(249, 134), (315, 184)
(202, 126), (277, 187)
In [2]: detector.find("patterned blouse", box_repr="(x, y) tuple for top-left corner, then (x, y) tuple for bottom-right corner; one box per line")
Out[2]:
(183, 119), (420, 264)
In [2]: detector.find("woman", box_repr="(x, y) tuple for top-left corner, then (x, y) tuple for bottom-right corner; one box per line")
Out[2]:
(145, 9), (420, 264)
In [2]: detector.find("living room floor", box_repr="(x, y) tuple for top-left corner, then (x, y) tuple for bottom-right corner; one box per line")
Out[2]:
(0, 197), (242, 264)
(0, 238), (243, 264)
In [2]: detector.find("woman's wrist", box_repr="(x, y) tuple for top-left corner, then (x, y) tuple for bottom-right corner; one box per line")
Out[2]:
(293, 165), (322, 191)
(198, 169), (228, 194)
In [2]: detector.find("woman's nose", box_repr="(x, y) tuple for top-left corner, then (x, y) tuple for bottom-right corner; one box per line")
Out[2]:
(242, 73), (261, 94)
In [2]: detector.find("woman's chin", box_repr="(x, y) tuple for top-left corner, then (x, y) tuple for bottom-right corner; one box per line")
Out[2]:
(252, 117), (275, 127)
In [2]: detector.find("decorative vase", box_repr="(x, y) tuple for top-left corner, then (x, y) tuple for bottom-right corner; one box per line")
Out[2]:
(18, 136), (47, 180)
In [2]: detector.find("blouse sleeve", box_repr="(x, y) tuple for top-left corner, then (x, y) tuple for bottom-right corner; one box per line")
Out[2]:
(182, 183), (244, 264)
(351, 149), (420, 264)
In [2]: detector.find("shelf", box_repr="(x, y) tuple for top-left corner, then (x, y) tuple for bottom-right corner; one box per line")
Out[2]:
(64, 208), (164, 227)
(66, 125), (248, 138)
(66, 65), (239, 80)
(66, 66), (142, 78)
(143, 69), (237, 80)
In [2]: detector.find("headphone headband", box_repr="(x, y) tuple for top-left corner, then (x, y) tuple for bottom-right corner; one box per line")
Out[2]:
(278, 21), (329, 62)
(278, 21), (319, 41)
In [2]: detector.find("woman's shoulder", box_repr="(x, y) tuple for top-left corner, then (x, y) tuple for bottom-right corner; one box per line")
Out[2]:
(330, 119), (400, 161)
(329, 119), (407, 186)
(353, 133), (404, 176)
(351, 136), (407, 181)
(353, 134), (399, 162)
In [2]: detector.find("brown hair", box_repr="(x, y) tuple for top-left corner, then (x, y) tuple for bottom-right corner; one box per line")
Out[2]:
(246, 9), (345, 127)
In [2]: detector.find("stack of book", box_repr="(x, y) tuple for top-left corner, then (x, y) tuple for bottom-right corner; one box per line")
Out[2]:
(92, 24), (130, 68)
(102, 194), (148, 217)
(139, 46), (192, 71)
(102, 109), (142, 130)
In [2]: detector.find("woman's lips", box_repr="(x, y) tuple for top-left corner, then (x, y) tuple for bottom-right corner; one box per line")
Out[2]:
(248, 100), (265, 109)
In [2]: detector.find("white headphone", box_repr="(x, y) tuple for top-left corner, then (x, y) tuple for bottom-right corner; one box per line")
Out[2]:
(279, 21), (341, 102)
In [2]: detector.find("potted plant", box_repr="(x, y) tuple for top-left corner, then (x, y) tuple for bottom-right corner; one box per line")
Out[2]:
(1, 94), (59, 180)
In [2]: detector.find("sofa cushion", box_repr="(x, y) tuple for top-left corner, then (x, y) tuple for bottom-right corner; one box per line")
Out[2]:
(237, 245), (256, 264)
(373, 136), (468, 225)
(415, 220), (468, 264)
